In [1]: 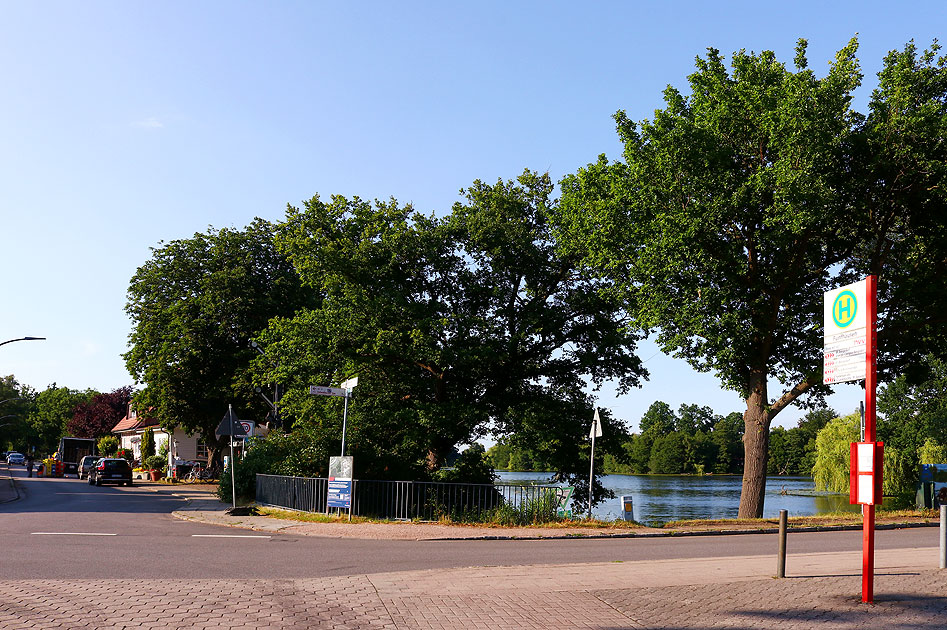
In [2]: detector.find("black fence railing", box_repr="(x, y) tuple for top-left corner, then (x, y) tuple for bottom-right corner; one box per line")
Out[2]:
(255, 474), (571, 521)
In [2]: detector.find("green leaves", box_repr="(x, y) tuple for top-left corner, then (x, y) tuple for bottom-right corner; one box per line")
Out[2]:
(552, 38), (947, 517)
(124, 219), (309, 463)
(262, 170), (644, 492)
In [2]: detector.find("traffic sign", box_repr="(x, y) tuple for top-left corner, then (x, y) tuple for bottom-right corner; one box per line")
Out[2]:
(309, 385), (348, 397)
(823, 279), (869, 384)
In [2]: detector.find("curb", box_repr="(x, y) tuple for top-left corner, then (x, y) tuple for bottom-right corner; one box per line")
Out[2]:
(167, 499), (943, 541)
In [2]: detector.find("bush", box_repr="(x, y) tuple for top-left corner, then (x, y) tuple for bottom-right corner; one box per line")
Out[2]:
(140, 428), (156, 462)
(97, 435), (119, 457)
(144, 455), (166, 472)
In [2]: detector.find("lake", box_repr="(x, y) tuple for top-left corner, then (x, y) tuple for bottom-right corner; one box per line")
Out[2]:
(495, 471), (860, 524)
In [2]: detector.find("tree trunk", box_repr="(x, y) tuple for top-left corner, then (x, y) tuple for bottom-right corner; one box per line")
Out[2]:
(738, 374), (772, 518)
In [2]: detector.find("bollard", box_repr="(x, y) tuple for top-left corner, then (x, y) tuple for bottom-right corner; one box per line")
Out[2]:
(777, 509), (788, 578)
(940, 505), (946, 570)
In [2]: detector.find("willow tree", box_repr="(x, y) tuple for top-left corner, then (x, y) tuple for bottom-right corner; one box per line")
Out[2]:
(553, 39), (947, 517)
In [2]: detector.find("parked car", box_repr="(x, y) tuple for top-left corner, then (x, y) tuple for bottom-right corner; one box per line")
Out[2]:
(77, 455), (101, 479)
(88, 458), (133, 487)
(6, 452), (24, 465)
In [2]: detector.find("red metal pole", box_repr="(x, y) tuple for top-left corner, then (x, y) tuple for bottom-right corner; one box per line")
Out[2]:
(863, 275), (878, 604)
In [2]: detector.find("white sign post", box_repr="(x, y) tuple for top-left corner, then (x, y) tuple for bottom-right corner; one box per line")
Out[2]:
(587, 408), (603, 519)
(310, 377), (359, 457)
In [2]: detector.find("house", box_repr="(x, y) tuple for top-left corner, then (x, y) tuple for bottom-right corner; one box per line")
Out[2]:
(111, 404), (209, 469)
(111, 404), (266, 472)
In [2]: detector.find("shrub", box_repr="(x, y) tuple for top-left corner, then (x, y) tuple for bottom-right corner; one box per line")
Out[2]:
(97, 435), (119, 457)
(140, 428), (156, 462)
(144, 455), (166, 472)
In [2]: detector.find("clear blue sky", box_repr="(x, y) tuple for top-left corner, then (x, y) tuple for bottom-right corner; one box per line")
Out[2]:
(1, 1), (941, 431)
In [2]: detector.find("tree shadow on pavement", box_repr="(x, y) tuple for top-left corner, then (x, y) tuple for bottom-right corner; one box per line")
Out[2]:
(596, 572), (947, 629)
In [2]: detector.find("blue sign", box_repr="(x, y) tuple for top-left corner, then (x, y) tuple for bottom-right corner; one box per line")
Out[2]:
(327, 480), (352, 509)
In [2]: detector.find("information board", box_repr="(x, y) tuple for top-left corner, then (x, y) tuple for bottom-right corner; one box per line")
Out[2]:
(327, 456), (354, 510)
(823, 279), (869, 384)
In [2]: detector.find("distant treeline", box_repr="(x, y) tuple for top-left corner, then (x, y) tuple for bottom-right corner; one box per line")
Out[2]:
(487, 402), (834, 477)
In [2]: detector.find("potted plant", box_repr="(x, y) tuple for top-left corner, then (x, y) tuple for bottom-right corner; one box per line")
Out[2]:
(144, 455), (166, 481)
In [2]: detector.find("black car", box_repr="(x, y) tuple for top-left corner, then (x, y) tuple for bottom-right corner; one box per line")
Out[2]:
(88, 458), (133, 486)
(78, 455), (100, 479)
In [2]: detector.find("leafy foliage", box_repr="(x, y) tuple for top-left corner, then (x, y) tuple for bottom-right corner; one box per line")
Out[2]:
(97, 435), (119, 457)
(27, 385), (94, 454)
(260, 171), (644, 506)
(124, 219), (311, 467)
(140, 427), (156, 462)
(812, 413), (859, 493)
(552, 38), (947, 517)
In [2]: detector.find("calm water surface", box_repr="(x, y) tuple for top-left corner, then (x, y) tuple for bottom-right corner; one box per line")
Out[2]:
(495, 471), (860, 524)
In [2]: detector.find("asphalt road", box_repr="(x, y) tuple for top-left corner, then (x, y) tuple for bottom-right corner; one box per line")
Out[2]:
(2, 465), (939, 582)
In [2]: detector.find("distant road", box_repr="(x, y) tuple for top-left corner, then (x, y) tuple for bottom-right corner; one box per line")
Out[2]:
(1, 465), (938, 581)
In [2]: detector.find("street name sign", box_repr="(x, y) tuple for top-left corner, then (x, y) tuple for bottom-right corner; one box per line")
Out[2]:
(309, 385), (347, 397)
(823, 279), (869, 384)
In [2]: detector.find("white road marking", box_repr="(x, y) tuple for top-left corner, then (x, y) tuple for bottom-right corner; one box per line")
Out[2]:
(31, 532), (117, 536)
(191, 534), (271, 539)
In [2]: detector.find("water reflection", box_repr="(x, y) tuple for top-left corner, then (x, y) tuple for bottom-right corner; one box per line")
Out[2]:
(495, 471), (862, 524)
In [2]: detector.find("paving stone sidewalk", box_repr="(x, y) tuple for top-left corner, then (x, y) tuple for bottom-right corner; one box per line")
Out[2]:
(1, 564), (945, 629)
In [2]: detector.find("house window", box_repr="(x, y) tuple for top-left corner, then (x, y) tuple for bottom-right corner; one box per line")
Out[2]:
(196, 440), (209, 459)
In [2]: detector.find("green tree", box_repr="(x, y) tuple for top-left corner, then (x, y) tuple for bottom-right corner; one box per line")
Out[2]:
(638, 401), (675, 436)
(124, 219), (311, 469)
(918, 438), (947, 465)
(676, 404), (717, 435)
(628, 432), (654, 474)
(553, 39), (947, 517)
(437, 443), (496, 484)
(486, 442), (513, 470)
(767, 427), (791, 476)
(649, 432), (687, 474)
(140, 427), (156, 463)
(27, 385), (94, 455)
(711, 412), (744, 474)
(266, 172), (645, 507)
(812, 413), (859, 493)
(685, 431), (718, 474)
(97, 435), (119, 457)
(0, 375), (36, 453)
(877, 356), (947, 486)
(796, 408), (836, 474)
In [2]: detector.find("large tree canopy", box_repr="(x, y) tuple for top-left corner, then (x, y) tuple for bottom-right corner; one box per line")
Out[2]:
(552, 38), (947, 517)
(259, 171), (645, 506)
(124, 219), (311, 465)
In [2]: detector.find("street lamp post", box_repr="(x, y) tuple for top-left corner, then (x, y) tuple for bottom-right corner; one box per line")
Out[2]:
(0, 337), (46, 348)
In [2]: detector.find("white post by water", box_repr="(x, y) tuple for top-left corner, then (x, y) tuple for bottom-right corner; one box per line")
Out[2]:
(587, 427), (595, 519)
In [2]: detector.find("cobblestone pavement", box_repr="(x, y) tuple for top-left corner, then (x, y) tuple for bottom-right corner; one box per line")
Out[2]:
(2, 562), (945, 629)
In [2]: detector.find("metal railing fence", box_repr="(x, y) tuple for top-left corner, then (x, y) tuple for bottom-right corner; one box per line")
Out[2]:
(256, 474), (568, 521)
